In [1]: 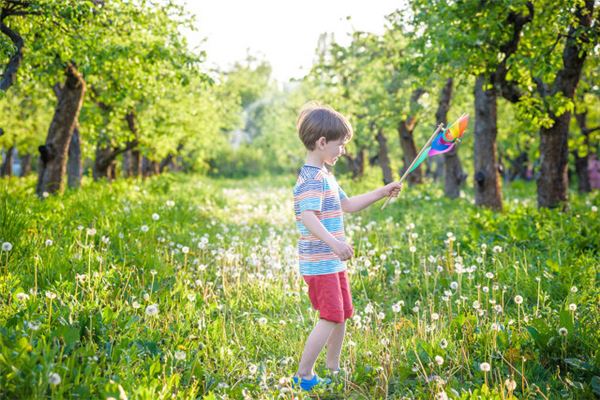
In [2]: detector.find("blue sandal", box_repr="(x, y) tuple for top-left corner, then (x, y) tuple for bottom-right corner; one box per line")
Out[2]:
(292, 374), (331, 391)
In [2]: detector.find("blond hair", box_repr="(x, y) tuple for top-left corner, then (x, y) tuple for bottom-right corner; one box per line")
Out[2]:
(296, 103), (353, 150)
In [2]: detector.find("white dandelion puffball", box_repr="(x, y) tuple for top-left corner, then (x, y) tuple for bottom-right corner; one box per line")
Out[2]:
(152, 213), (160, 221)
(174, 350), (186, 361)
(48, 372), (61, 385)
(141, 225), (149, 233)
(558, 327), (568, 336)
(514, 295), (523, 305)
(505, 378), (517, 391)
(569, 303), (577, 311)
(435, 355), (444, 366)
(145, 304), (159, 316)
(2, 242), (12, 251)
(479, 362), (491, 372)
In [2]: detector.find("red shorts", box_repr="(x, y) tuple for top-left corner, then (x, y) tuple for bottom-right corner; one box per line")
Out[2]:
(303, 270), (353, 323)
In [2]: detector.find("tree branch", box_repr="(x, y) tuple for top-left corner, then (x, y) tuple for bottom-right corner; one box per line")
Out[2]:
(0, 15), (24, 91)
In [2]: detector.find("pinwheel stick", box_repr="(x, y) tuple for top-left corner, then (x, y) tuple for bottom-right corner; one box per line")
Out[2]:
(381, 123), (445, 210)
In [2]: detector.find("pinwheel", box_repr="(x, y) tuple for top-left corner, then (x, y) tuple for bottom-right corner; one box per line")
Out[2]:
(381, 114), (469, 210)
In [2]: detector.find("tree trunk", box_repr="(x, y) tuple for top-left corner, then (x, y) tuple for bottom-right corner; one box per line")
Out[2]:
(123, 149), (133, 177)
(36, 64), (86, 197)
(93, 144), (115, 181)
(131, 149), (141, 177)
(1, 145), (14, 176)
(20, 153), (32, 176)
(473, 76), (502, 210)
(342, 147), (366, 180)
(398, 89), (425, 185)
(376, 127), (393, 184)
(125, 111), (141, 177)
(573, 111), (592, 193)
(435, 77), (466, 198)
(537, 0), (593, 208)
(67, 124), (82, 188)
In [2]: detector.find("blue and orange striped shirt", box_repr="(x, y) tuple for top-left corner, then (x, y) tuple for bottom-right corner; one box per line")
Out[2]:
(293, 165), (348, 276)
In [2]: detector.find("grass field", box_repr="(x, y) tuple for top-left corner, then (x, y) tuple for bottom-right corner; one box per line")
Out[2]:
(1, 173), (599, 399)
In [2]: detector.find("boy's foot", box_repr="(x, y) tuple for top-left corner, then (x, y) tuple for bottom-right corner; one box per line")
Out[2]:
(292, 374), (331, 391)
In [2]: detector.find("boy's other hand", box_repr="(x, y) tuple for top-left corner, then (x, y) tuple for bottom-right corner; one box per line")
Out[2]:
(381, 182), (403, 198)
(332, 240), (354, 261)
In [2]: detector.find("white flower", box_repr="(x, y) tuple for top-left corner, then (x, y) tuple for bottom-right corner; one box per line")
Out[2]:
(182, 246), (190, 254)
(450, 281), (458, 290)
(187, 293), (196, 302)
(569, 303), (577, 311)
(145, 304), (159, 316)
(505, 378), (517, 391)
(48, 372), (61, 385)
(15, 292), (29, 301)
(435, 391), (448, 400)
(435, 355), (444, 366)
(591, 205), (598, 212)
(2, 242), (12, 251)
(558, 327), (568, 336)
(174, 350), (186, 361)
(514, 295), (523, 305)
(485, 272), (494, 279)
(492, 246), (502, 253)
(141, 225), (149, 233)
(439, 339), (448, 349)
(27, 321), (41, 331)
(472, 301), (480, 310)
(364, 303), (374, 314)
(380, 338), (390, 346)
(152, 213), (160, 221)
(257, 317), (267, 325)
(101, 236), (110, 244)
(166, 200), (175, 207)
(45, 239), (53, 247)
(392, 303), (402, 313)
(42, 191), (49, 198)
(143, 293), (150, 301)
(150, 269), (157, 276)
(570, 286), (578, 293)
(132, 301), (141, 309)
(45, 291), (57, 300)
(431, 313), (439, 321)
(87, 228), (96, 236)
(248, 364), (258, 375)
(377, 312), (385, 320)
(479, 362), (491, 372)
(409, 246), (417, 253)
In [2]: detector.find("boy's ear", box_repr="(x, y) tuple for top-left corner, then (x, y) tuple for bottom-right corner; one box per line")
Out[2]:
(316, 136), (327, 149)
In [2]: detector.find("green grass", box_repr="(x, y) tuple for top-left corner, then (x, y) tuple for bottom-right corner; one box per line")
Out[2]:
(0, 173), (599, 399)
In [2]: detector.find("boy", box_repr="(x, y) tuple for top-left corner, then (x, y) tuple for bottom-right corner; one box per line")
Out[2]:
(292, 104), (402, 391)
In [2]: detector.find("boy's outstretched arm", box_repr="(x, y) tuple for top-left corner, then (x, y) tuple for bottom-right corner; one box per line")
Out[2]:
(301, 211), (354, 261)
(341, 182), (402, 213)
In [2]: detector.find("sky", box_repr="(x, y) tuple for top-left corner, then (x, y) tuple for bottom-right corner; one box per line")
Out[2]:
(180, 0), (402, 83)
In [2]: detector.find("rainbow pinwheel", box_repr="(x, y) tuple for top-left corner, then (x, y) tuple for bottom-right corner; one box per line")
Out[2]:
(406, 114), (469, 174)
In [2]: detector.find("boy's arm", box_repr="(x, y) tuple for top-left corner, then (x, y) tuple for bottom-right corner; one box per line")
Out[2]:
(301, 211), (354, 260)
(341, 182), (402, 213)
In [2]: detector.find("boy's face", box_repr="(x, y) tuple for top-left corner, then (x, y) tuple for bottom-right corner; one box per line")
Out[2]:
(321, 137), (347, 166)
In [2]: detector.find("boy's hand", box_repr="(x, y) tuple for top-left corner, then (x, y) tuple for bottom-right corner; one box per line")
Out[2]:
(381, 181), (403, 198)
(331, 240), (354, 261)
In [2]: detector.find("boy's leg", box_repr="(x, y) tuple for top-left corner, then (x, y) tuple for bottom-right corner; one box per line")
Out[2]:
(325, 320), (346, 371)
(296, 319), (338, 378)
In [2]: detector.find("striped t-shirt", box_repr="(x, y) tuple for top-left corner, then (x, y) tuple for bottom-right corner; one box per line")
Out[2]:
(293, 165), (348, 276)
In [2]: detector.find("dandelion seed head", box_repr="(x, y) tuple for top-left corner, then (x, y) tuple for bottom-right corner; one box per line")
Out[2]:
(48, 372), (61, 385)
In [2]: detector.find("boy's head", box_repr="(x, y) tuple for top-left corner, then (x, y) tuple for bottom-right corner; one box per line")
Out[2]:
(297, 103), (353, 165)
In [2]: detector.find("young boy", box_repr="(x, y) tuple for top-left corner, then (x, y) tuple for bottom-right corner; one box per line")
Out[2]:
(292, 104), (402, 391)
